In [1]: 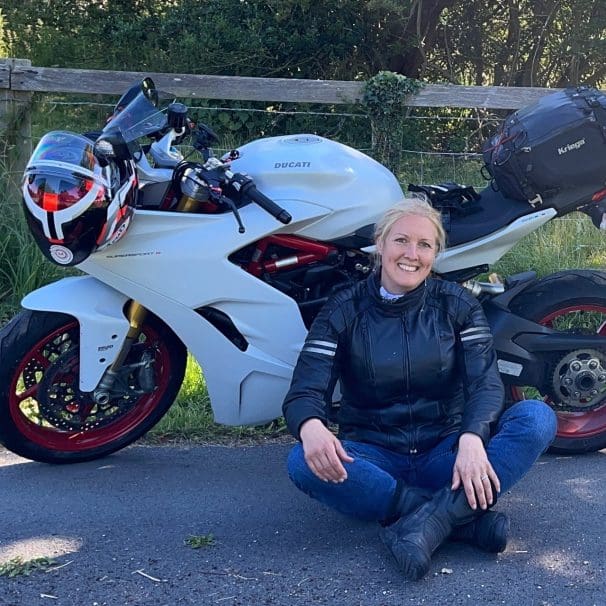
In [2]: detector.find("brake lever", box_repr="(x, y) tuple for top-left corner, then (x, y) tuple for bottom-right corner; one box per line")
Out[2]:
(218, 195), (246, 234)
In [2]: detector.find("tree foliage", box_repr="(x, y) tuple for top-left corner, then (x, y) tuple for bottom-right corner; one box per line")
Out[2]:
(431, 0), (606, 87)
(1, 0), (603, 87)
(0, 9), (8, 57)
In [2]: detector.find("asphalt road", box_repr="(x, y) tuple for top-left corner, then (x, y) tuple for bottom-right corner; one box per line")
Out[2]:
(0, 443), (604, 606)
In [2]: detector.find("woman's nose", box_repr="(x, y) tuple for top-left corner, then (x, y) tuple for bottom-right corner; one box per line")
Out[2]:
(404, 243), (418, 258)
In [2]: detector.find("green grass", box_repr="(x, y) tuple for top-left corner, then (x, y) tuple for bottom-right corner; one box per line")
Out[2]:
(0, 556), (57, 577)
(146, 356), (288, 443)
(492, 213), (606, 277)
(184, 533), (216, 549)
(399, 154), (486, 189)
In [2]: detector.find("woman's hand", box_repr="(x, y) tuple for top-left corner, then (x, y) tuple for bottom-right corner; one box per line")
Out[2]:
(452, 432), (500, 510)
(299, 418), (354, 483)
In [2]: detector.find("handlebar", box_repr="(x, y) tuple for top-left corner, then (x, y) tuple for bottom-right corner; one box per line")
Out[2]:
(245, 183), (292, 225)
(228, 172), (292, 224)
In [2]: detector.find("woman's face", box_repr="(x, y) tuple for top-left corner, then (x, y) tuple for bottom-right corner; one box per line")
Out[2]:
(376, 214), (438, 294)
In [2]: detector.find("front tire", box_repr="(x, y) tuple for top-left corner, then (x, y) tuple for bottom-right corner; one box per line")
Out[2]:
(507, 269), (606, 454)
(0, 309), (186, 463)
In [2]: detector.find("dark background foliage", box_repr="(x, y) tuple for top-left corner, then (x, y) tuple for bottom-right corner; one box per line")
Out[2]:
(2, 0), (604, 86)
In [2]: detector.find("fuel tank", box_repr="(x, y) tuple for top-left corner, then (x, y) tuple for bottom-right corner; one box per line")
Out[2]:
(229, 134), (405, 241)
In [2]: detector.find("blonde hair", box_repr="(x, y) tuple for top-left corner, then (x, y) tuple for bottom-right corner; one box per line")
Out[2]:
(374, 197), (446, 255)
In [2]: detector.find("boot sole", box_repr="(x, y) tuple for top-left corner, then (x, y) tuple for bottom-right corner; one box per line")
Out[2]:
(380, 528), (432, 581)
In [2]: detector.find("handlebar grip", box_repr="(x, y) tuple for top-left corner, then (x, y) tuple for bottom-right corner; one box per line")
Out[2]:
(246, 183), (292, 224)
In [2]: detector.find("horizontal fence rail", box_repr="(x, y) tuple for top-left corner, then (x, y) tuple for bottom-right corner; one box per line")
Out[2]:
(1, 59), (564, 109)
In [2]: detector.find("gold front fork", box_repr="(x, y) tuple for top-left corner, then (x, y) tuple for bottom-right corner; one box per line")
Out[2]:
(93, 301), (149, 404)
(110, 300), (148, 371)
(175, 194), (201, 213)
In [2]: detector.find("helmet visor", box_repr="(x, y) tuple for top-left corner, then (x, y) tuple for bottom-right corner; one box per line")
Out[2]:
(25, 173), (105, 212)
(29, 131), (99, 172)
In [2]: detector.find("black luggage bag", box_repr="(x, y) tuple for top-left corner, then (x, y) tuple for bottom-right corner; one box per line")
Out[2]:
(482, 86), (606, 207)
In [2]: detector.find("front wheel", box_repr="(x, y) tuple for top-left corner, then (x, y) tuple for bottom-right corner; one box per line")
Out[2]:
(507, 269), (606, 454)
(0, 309), (186, 463)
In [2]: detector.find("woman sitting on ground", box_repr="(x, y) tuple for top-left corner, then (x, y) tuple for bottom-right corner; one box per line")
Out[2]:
(282, 197), (556, 580)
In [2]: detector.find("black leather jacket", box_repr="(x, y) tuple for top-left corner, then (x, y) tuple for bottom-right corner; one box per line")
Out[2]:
(282, 273), (505, 454)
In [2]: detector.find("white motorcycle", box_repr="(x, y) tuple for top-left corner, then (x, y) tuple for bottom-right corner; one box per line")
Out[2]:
(1, 78), (605, 463)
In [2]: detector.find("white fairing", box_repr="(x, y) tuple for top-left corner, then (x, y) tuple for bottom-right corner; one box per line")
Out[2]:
(22, 277), (131, 391)
(33, 201), (332, 425)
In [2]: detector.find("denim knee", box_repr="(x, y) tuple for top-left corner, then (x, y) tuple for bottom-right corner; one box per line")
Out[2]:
(504, 399), (557, 452)
(285, 441), (396, 521)
(287, 442), (314, 492)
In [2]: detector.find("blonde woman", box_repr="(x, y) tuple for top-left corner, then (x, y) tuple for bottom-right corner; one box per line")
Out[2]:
(283, 198), (556, 580)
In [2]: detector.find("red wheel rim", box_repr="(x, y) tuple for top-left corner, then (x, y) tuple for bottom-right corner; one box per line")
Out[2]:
(511, 304), (606, 440)
(8, 320), (172, 452)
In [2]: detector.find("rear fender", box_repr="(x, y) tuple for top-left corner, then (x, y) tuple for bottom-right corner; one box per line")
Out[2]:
(21, 276), (131, 391)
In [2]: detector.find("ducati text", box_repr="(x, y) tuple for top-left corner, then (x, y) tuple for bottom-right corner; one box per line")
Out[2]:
(274, 161), (311, 168)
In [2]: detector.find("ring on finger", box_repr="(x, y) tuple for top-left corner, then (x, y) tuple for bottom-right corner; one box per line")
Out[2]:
(480, 474), (489, 481)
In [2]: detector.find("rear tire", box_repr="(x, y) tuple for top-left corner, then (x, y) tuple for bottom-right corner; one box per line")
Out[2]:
(0, 309), (186, 463)
(507, 269), (606, 454)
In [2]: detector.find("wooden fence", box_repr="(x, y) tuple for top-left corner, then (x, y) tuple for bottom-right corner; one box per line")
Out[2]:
(0, 57), (565, 171)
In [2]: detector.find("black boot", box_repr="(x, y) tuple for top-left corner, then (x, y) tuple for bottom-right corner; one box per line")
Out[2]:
(451, 511), (509, 553)
(385, 484), (508, 552)
(379, 486), (489, 580)
(379, 481), (432, 527)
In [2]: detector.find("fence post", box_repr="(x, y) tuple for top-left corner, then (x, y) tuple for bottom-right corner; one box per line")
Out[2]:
(0, 58), (33, 182)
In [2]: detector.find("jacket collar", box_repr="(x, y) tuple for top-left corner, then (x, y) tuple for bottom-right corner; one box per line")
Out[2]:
(367, 270), (427, 314)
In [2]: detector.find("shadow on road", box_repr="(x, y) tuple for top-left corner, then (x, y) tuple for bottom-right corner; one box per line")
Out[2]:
(1, 445), (604, 605)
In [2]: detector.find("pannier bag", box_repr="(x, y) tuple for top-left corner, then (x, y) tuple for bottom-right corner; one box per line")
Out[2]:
(482, 86), (606, 205)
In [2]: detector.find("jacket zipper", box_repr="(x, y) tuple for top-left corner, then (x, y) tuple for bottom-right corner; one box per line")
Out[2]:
(403, 316), (417, 454)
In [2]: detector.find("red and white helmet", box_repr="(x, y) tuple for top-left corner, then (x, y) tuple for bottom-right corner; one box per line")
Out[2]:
(22, 131), (137, 266)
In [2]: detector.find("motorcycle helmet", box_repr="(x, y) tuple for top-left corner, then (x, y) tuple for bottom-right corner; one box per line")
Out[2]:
(22, 131), (137, 266)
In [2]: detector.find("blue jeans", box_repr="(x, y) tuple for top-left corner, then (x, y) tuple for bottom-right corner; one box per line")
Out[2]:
(287, 400), (557, 521)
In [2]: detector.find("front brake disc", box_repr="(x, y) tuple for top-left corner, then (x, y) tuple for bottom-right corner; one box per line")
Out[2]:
(37, 349), (124, 431)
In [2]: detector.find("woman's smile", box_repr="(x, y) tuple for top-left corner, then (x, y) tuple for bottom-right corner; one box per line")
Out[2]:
(377, 215), (438, 294)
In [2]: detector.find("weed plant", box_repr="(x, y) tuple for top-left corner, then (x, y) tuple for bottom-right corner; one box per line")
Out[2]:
(0, 556), (56, 577)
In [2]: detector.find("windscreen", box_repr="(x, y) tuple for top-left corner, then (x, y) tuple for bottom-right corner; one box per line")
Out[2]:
(101, 83), (167, 143)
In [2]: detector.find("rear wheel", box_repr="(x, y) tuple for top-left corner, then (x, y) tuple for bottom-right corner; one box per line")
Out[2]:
(507, 270), (606, 454)
(0, 309), (186, 463)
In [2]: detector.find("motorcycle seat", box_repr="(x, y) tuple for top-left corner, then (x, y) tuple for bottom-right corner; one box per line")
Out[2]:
(445, 187), (537, 247)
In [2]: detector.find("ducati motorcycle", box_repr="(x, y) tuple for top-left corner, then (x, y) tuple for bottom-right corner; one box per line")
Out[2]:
(1, 78), (605, 464)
